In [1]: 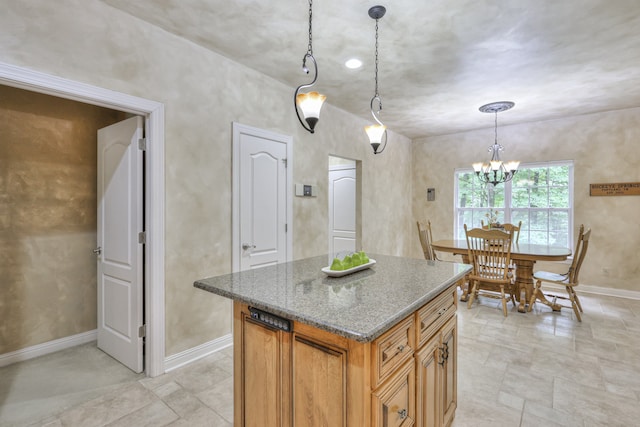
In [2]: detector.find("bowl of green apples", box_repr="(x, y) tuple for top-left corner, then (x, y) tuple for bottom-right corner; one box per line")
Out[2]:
(322, 251), (376, 277)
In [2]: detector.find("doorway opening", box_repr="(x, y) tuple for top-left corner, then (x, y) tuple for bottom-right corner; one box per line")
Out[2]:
(0, 61), (165, 377)
(328, 155), (362, 262)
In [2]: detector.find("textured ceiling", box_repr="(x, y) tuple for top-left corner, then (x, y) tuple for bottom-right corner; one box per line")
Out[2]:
(102, 0), (640, 139)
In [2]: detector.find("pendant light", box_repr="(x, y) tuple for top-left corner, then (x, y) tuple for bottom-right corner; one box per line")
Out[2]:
(294, 0), (326, 134)
(472, 101), (520, 186)
(365, 5), (388, 154)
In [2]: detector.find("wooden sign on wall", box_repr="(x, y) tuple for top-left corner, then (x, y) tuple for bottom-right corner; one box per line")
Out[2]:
(590, 182), (640, 196)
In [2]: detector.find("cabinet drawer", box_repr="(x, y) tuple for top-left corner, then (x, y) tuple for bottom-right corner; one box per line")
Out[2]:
(417, 286), (456, 348)
(372, 359), (415, 427)
(373, 315), (414, 388)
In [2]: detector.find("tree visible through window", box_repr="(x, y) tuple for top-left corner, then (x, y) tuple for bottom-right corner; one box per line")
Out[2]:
(455, 161), (573, 247)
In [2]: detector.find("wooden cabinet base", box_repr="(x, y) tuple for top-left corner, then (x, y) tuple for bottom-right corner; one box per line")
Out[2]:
(233, 284), (458, 427)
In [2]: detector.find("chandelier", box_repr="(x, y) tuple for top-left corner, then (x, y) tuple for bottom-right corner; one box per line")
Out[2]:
(294, 0), (326, 134)
(364, 5), (388, 154)
(472, 101), (519, 186)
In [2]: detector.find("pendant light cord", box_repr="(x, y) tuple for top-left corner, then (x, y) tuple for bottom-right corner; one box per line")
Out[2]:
(374, 18), (380, 98)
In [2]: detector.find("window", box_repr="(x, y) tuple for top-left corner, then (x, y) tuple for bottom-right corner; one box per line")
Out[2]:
(454, 161), (574, 247)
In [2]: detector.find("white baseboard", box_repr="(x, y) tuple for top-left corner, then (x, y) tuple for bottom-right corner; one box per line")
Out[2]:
(0, 330), (97, 368)
(164, 333), (233, 373)
(542, 282), (640, 300)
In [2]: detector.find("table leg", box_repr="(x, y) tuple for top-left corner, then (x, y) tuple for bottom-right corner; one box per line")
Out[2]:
(459, 253), (471, 302)
(513, 259), (534, 313)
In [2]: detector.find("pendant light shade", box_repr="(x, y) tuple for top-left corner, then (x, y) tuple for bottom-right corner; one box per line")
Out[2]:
(296, 91), (326, 130)
(365, 124), (387, 152)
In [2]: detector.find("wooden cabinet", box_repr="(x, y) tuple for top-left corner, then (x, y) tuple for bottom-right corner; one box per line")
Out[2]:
(233, 283), (458, 427)
(416, 316), (457, 427)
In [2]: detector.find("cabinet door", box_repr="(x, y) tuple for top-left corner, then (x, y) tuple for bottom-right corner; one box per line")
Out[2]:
(372, 360), (415, 427)
(441, 317), (457, 427)
(416, 333), (442, 427)
(239, 316), (290, 427)
(292, 335), (347, 427)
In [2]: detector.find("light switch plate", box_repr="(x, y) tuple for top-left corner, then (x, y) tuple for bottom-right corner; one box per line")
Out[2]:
(295, 183), (317, 197)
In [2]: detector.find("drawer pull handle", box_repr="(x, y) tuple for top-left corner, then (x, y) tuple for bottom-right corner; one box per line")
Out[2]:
(398, 408), (408, 420)
(382, 344), (406, 361)
(421, 307), (450, 331)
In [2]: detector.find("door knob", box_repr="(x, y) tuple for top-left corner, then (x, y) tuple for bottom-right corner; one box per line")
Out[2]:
(93, 247), (102, 255)
(242, 243), (256, 251)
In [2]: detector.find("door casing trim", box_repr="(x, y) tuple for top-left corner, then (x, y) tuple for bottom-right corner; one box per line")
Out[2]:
(0, 61), (166, 377)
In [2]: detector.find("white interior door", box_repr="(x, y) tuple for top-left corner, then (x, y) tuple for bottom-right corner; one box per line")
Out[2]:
(97, 116), (144, 373)
(233, 123), (291, 271)
(328, 166), (356, 259)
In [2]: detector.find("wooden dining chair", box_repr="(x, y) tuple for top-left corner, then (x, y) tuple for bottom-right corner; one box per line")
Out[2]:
(464, 225), (516, 317)
(416, 220), (439, 261)
(419, 220), (472, 298)
(480, 220), (521, 244)
(528, 224), (591, 321)
(502, 221), (522, 244)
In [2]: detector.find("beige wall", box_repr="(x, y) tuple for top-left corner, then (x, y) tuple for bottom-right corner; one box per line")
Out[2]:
(0, 85), (126, 354)
(412, 108), (640, 291)
(0, 0), (414, 357)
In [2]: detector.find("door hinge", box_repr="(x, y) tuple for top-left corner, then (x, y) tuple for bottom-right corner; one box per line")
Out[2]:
(285, 224), (288, 233)
(138, 325), (146, 338)
(282, 158), (287, 168)
(138, 231), (146, 244)
(138, 138), (147, 151)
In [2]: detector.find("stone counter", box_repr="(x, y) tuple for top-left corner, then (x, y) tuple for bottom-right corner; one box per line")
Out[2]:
(194, 254), (470, 342)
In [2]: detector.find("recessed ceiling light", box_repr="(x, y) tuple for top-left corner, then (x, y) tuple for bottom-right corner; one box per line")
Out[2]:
(345, 58), (362, 69)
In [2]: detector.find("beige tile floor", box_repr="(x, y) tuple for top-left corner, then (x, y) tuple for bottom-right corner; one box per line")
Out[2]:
(1, 290), (639, 426)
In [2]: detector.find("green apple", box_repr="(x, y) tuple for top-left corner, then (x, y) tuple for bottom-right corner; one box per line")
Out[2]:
(351, 252), (362, 266)
(342, 255), (353, 269)
(330, 258), (344, 271)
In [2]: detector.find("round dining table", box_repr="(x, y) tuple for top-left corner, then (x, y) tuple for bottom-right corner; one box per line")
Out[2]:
(431, 239), (572, 312)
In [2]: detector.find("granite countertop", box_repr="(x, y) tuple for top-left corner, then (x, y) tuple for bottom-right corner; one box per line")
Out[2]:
(194, 254), (471, 343)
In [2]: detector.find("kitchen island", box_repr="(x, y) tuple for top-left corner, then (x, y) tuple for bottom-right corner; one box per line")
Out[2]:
(195, 254), (471, 427)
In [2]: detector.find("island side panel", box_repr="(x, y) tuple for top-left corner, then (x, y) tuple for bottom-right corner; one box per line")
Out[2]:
(234, 302), (371, 427)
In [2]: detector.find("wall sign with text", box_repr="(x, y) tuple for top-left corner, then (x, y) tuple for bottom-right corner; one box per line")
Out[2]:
(589, 182), (640, 196)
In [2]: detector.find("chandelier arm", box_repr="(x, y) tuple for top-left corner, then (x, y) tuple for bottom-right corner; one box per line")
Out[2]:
(294, 53), (319, 134)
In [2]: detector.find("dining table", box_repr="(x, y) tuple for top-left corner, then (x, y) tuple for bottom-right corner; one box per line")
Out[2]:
(431, 239), (572, 312)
